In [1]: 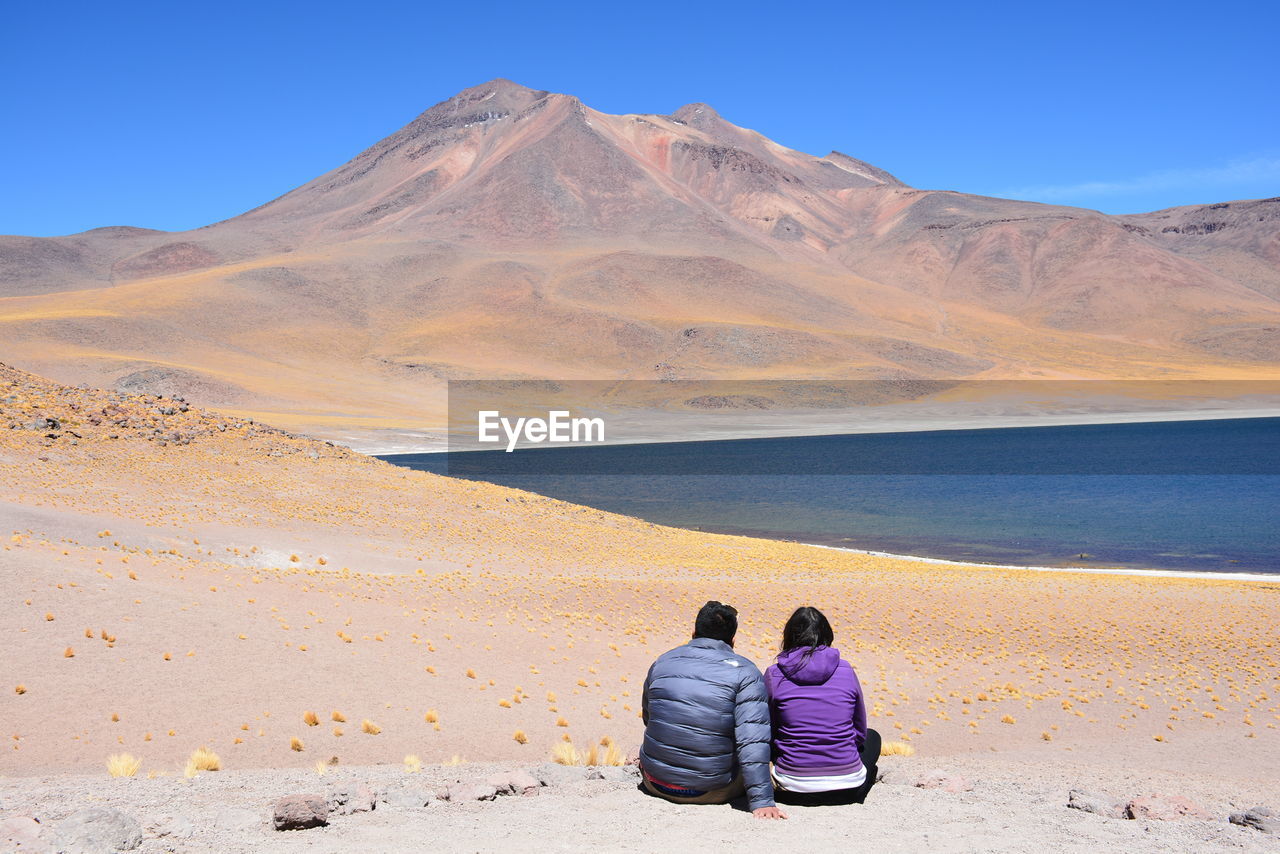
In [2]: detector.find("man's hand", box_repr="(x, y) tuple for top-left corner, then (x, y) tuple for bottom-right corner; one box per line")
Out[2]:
(752, 806), (788, 820)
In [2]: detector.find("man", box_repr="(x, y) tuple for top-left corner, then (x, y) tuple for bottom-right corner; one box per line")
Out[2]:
(640, 601), (787, 819)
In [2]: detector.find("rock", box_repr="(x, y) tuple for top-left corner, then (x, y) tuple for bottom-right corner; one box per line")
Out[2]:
(914, 769), (974, 793)
(1, 816), (50, 852)
(447, 782), (498, 802)
(486, 770), (542, 796)
(1124, 794), (1213, 821)
(486, 772), (516, 795)
(272, 794), (329, 830)
(591, 765), (638, 783)
(54, 807), (143, 853)
(531, 762), (589, 786)
(1067, 789), (1125, 819)
(583, 767), (606, 781)
(327, 783), (376, 815)
(508, 769), (543, 795)
(381, 788), (434, 810)
(155, 815), (197, 839)
(1229, 806), (1279, 834)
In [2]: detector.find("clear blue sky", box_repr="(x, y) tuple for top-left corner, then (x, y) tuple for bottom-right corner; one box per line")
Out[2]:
(3, 0), (1277, 236)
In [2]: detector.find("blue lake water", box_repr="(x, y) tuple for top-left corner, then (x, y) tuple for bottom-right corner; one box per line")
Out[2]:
(381, 417), (1280, 574)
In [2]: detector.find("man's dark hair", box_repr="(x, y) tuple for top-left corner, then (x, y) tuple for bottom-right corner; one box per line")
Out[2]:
(694, 600), (738, 643)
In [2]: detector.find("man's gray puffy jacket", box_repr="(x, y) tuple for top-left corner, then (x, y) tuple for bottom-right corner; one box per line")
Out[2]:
(640, 637), (774, 810)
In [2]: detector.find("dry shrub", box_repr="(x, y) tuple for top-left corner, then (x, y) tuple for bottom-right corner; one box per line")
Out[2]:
(361, 719), (381, 735)
(106, 753), (141, 777)
(331, 711), (346, 722)
(189, 746), (221, 771)
(552, 741), (581, 766)
(513, 730), (528, 744)
(291, 737), (305, 752)
(880, 740), (916, 757)
(303, 711), (319, 727)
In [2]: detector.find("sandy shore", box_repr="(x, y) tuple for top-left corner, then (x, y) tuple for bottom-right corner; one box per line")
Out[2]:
(2, 362), (1277, 849)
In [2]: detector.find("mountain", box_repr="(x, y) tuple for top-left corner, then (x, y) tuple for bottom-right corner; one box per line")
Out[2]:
(1, 79), (1278, 443)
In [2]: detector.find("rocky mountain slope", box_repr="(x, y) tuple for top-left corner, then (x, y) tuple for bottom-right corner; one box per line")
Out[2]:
(1, 80), (1277, 439)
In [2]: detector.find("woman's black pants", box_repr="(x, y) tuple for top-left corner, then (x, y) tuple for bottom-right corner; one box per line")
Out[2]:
(773, 728), (882, 806)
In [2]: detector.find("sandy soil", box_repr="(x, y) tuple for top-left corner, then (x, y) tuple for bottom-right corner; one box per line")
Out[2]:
(2, 756), (1277, 853)
(2, 362), (1277, 849)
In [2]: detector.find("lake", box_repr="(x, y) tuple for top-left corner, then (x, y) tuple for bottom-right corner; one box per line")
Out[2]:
(381, 417), (1280, 574)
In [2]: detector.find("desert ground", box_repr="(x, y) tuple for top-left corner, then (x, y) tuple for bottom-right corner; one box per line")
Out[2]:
(2, 361), (1278, 850)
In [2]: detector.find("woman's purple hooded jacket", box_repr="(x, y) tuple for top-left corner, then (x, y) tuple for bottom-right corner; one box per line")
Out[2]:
(764, 645), (867, 776)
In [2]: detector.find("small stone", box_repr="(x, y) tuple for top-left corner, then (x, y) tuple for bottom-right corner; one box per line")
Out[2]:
(508, 769), (543, 795)
(1229, 806), (1279, 835)
(54, 807), (142, 853)
(381, 788), (434, 810)
(1067, 789), (1125, 819)
(591, 766), (637, 783)
(273, 794), (329, 830)
(327, 783), (376, 815)
(1124, 794), (1213, 821)
(155, 815), (197, 839)
(486, 773), (516, 795)
(914, 769), (974, 793)
(447, 782), (498, 801)
(531, 762), (589, 786)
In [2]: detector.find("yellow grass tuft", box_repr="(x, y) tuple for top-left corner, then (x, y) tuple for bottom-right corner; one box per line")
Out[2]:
(498, 699), (512, 708)
(555, 716), (569, 727)
(331, 711), (346, 722)
(513, 730), (528, 744)
(291, 737), (305, 752)
(444, 754), (466, 766)
(424, 709), (439, 724)
(45, 613), (54, 622)
(603, 742), (625, 766)
(361, 719), (381, 735)
(188, 746), (221, 771)
(303, 711), (319, 727)
(1041, 731), (1053, 741)
(551, 741), (581, 766)
(404, 754), (422, 773)
(584, 744), (599, 766)
(106, 753), (141, 777)
(880, 740), (916, 757)
(465, 668), (477, 679)
(314, 760), (329, 776)
(14, 684), (26, 695)
(63, 647), (74, 658)
(1001, 714), (1016, 724)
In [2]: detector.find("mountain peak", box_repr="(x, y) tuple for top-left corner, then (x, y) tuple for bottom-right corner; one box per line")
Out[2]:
(671, 102), (722, 128)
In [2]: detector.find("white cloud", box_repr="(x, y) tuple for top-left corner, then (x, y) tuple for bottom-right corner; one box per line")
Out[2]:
(999, 155), (1280, 203)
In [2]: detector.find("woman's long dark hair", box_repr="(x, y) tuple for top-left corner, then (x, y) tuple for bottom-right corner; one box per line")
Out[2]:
(781, 606), (834, 653)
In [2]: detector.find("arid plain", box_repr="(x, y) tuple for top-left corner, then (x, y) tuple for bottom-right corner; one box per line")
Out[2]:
(2, 362), (1277, 846)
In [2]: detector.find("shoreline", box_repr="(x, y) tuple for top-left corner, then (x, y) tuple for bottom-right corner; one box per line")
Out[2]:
(802, 543), (1279, 583)
(357, 407), (1280, 457)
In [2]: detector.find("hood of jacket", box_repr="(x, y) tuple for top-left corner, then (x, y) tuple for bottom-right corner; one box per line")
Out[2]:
(776, 645), (841, 685)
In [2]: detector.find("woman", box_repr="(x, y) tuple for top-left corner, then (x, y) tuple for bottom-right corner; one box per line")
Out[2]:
(764, 606), (881, 805)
